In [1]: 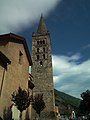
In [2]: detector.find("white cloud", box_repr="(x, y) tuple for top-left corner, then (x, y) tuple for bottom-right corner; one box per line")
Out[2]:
(52, 54), (90, 98)
(0, 0), (61, 34)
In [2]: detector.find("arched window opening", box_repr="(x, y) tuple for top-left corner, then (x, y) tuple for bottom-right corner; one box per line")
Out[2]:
(43, 54), (45, 59)
(43, 48), (45, 52)
(43, 40), (45, 44)
(37, 41), (39, 45)
(37, 55), (39, 60)
(40, 41), (42, 44)
(19, 51), (23, 64)
(37, 48), (39, 53)
(40, 61), (43, 66)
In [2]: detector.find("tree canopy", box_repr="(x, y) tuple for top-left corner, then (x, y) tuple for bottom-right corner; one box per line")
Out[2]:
(11, 87), (31, 112)
(79, 90), (90, 115)
(32, 93), (45, 117)
(11, 87), (31, 120)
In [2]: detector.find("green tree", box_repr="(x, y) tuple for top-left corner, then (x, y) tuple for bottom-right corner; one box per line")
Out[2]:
(32, 93), (45, 118)
(11, 87), (31, 120)
(79, 90), (90, 115)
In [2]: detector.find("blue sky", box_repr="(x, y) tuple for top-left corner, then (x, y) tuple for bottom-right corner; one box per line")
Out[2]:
(0, 0), (90, 98)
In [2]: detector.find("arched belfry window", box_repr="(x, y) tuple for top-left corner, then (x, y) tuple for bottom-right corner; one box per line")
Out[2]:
(37, 48), (39, 53)
(40, 41), (42, 44)
(43, 40), (45, 44)
(40, 61), (43, 66)
(43, 54), (45, 59)
(37, 41), (39, 45)
(43, 48), (45, 52)
(37, 55), (39, 60)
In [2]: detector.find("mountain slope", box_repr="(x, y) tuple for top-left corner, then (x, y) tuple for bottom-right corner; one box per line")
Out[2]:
(54, 89), (81, 115)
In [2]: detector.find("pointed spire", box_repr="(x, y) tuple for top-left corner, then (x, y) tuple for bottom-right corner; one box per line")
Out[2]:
(37, 15), (48, 34)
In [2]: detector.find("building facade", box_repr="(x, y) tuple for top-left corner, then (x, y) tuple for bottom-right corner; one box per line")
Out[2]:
(31, 16), (56, 119)
(0, 33), (32, 118)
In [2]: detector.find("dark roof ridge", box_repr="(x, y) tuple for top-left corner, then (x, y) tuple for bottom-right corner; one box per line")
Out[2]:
(0, 33), (25, 40)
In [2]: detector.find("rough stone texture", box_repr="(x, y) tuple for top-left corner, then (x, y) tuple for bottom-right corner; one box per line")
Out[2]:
(0, 34), (31, 118)
(31, 16), (56, 119)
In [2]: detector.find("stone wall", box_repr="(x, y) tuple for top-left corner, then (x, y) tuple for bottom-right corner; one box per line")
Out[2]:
(31, 32), (55, 119)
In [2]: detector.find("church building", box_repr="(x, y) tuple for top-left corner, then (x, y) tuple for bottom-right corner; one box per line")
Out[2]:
(0, 33), (32, 118)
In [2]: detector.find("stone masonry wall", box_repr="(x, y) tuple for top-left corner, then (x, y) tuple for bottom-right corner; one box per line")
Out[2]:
(31, 33), (55, 119)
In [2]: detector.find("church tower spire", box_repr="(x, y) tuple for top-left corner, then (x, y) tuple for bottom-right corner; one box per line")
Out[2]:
(37, 15), (48, 34)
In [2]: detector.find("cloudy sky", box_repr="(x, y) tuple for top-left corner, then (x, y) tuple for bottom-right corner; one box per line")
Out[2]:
(0, 0), (90, 98)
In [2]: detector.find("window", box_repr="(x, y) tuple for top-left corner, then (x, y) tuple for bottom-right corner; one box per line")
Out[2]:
(43, 54), (45, 59)
(40, 61), (43, 66)
(37, 55), (39, 60)
(40, 40), (42, 44)
(37, 41), (39, 45)
(37, 48), (39, 53)
(43, 40), (45, 44)
(19, 51), (23, 64)
(43, 48), (45, 52)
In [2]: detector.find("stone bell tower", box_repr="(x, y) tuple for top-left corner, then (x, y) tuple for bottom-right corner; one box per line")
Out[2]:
(31, 15), (55, 119)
